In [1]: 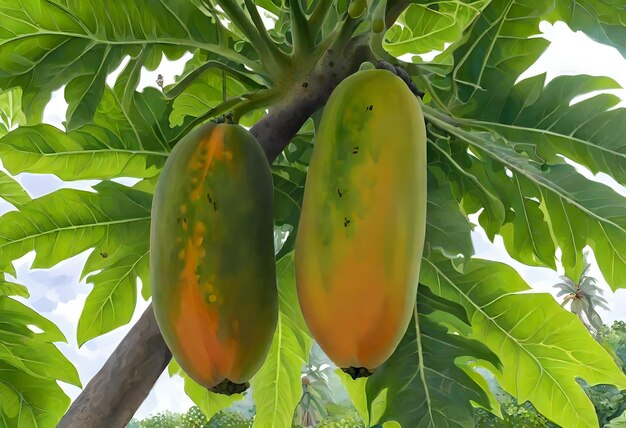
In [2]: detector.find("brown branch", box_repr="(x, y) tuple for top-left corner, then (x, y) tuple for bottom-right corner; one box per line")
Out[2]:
(58, 308), (171, 428)
(59, 42), (375, 427)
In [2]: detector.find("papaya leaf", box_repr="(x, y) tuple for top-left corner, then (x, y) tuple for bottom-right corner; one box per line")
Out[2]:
(426, 109), (626, 290)
(0, 124), (164, 180)
(365, 286), (498, 428)
(0, 0), (253, 123)
(251, 253), (312, 428)
(0, 181), (152, 342)
(425, 180), (474, 261)
(468, 74), (626, 188)
(499, 175), (556, 269)
(424, 1), (626, 187)
(421, 254), (626, 428)
(182, 374), (243, 422)
(336, 371), (370, 424)
(384, 1), (488, 58)
(0, 361), (71, 428)
(0, 171), (30, 207)
(0, 85), (189, 180)
(0, 87), (26, 135)
(168, 50), (268, 128)
(545, 1), (626, 56)
(0, 275), (28, 298)
(430, 0), (626, 119)
(272, 166), (306, 259)
(0, 296), (79, 427)
(77, 248), (150, 346)
(428, 137), (505, 240)
(430, 0), (552, 112)
(0, 181), (151, 273)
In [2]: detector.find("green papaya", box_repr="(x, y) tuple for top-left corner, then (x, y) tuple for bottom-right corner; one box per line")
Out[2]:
(295, 69), (427, 375)
(150, 122), (277, 393)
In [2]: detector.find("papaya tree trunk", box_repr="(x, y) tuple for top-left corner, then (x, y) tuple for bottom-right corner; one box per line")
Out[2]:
(60, 43), (375, 427)
(58, 309), (170, 428)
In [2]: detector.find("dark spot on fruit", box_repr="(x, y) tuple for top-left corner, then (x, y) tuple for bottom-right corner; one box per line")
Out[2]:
(302, 82), (308, 88)
(352, 146), (359, 154)
(329, 60), (335, 67)
(337, 188), (343, 198)
(365, 105), (373, 111)
(206, 192), (213, 203)
(213, 201), (218, 211)
(100, 252), (108, 258)
(344, 217), (350, 227)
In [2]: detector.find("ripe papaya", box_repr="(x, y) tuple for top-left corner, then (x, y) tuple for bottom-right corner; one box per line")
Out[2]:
(150, 122), (277, 394)
(295, 69), (427, 376)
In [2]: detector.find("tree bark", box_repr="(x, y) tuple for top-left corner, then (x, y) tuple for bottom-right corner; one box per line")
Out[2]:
(58, 308), (171, 428)
(60, 29), (384, 428)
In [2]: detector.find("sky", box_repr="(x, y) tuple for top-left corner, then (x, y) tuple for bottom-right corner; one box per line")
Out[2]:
(1, 20), (626, 420)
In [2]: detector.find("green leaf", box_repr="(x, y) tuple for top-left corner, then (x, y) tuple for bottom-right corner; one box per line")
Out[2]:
(421, 254), (626, 428)
(365, 286), (498, 428)
(272, 165), (306, 258)
(426, 181), (474, 261)
(336, 370), (370, 424)
(168, 51), (267, 128)
(548, 1), (626, 56)
(182, 373), (243, 422)
(0, 297), (66, 343)
(431, 0), (552, 111)
(77, 249), (149, 346)
(469, 74), (626, 187)
(0, 181), (151, 273)
(0, 0), (251, 123)
(426, 107), (626, 290)
(384, 1), (488, 58)
(0, 171), (30, 207)
(0, 181), (152, 342)
(0, 87), (26, 135)
(499, 175), (556, 269)
(428, 137), (505, 240)
(0, 329), (79, 386)
(0, 124), (163, 181)
(0, 296), (79, 427)
(0, 361), (71, 428)
(251, 253), (312, 428)
(606, 409), (626, 428)
(0, 275), (28, 298)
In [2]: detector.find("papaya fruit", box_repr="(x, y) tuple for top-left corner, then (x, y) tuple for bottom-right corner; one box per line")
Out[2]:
(150, 122), (277, 394)
(295, 69), (427, 375)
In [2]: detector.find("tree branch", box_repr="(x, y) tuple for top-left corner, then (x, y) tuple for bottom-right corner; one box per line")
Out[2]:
(58, 308), (171, 428)
(60, 41), (374, 428)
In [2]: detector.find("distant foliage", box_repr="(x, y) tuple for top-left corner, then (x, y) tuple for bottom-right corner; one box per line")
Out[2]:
(182, 406), (210, 428)
(316, 407), (365, 428)
(137, 411), (182, 428)
(207, 410), (252, 428)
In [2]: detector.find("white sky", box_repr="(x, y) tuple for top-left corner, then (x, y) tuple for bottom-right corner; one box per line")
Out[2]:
(2, 20), (626, 420)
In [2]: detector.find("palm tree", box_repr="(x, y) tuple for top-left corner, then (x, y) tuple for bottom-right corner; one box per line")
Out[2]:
(553, 251), (610, 336)
(293, 345), (335, 427)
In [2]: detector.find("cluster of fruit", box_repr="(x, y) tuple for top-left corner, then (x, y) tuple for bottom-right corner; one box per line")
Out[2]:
(150, 67), (427, 393)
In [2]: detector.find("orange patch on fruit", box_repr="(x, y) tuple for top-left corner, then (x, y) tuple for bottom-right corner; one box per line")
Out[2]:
(172, 220), (237, 387)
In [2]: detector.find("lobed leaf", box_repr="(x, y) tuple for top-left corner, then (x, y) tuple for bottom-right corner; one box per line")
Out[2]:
(421, 254), (626, 428)
(251, 253), (312, 428)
